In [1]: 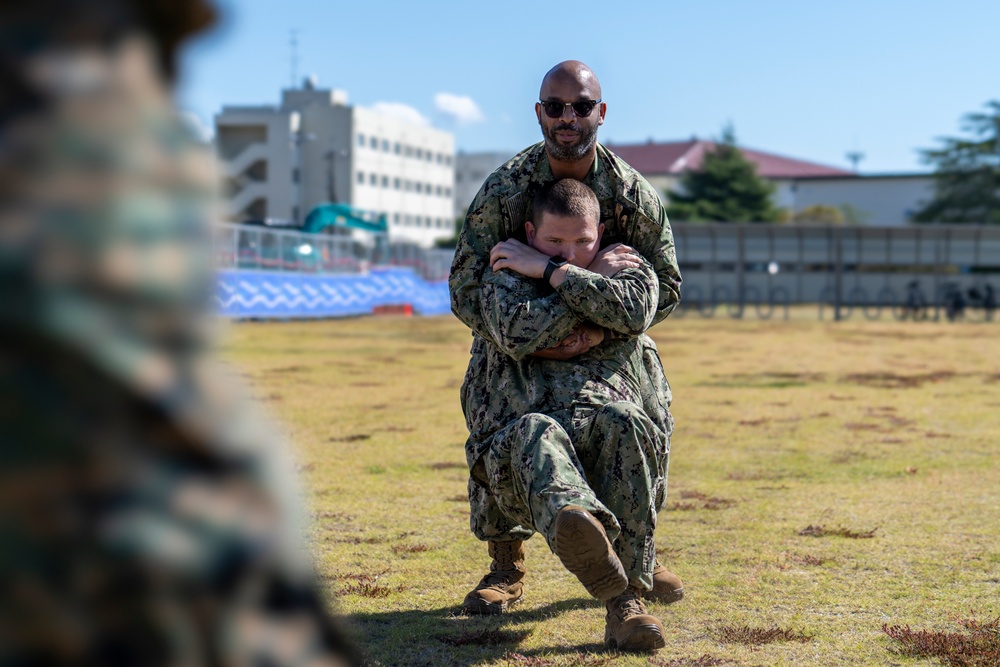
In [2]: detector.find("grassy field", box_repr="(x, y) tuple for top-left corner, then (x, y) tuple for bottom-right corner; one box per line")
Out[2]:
(221, 312), (1000, 666)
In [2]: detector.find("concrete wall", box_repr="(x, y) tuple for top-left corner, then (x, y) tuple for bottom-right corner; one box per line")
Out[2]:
(215, 106), (298, 221)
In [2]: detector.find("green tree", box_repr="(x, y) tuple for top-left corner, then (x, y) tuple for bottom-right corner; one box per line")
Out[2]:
(792, 204), (846, 225)
(913, 100), (1000, 224)
(665, 125), (780, 223)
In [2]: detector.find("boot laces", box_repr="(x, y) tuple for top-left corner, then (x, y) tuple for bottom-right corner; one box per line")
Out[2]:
(611, 589), (647, 621)
(491, 542), (519, 571)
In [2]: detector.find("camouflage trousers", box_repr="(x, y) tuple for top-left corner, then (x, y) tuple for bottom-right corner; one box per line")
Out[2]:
(468, 401), (667, 591)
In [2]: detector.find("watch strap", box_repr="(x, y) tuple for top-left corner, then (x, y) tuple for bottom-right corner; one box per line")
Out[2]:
(543, 256), (567, 283)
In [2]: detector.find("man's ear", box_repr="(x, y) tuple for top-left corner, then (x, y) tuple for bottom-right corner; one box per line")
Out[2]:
(597, 222), (605, 241)
(525, 221), (537, 244)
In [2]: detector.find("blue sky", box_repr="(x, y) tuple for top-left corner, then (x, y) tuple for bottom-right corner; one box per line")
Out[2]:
(178, 0), (997, 174)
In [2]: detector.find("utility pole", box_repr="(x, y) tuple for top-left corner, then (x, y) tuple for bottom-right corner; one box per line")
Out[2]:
(846, 150), (865, 173)
(289, 29), (299, 88)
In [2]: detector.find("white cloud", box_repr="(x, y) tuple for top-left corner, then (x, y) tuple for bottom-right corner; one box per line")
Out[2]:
(434, 93), (485, 125)
(372, 102), (430, 126)
(179, 110), (213, 143)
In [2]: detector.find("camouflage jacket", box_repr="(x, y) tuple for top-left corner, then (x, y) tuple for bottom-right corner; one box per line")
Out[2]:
(450, 141), (681, 344)
(450, 142), (681, 464)
(461, 258), (658, 464)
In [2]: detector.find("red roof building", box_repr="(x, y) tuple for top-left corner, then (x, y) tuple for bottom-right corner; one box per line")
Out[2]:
(603, 139), (852, 179)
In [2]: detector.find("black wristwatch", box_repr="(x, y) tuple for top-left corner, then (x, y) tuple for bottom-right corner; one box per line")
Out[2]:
(543, 255), (568, 282)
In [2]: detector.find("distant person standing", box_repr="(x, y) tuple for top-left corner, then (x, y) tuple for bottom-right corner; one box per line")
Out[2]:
(0, 1), (360, 664)
(450, 61), (684, 625)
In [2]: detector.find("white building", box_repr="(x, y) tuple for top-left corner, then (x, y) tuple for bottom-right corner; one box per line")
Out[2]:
(215, 81), (456, 247)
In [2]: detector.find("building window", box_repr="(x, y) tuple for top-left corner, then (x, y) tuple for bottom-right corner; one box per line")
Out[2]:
(394, 142), (401, 154)
(369, 173), (377, 186)
(357, 134), (365, 147)
(356, 171), (364, 184)
(404, 146), (413, 157)
(444, 187), (452, 197)
(292, 167), (300, 184)
(369, 136), (377, 149)
(435, 185), (442, 197)
(382, 139), (389, 152)
(415, 148), (423, 160)
(393, 213), (400, 226)
(393, 177), (401, 190)
(382, 175), (389, 187)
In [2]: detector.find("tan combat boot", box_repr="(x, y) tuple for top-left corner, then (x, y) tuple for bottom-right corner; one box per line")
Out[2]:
(552, 506), (628, 601)
(462, 540), (525, 615)
(646, 563), (684, 604)
(604, 587), (667, 652)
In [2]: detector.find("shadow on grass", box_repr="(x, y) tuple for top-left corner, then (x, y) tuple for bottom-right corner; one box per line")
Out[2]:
(348, 597), (615, 666)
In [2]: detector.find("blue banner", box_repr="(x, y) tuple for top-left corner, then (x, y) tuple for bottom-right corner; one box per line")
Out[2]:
(216, 267), (451, 318)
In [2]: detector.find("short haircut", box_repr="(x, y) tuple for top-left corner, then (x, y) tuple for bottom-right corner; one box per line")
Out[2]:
(530, 178), (600, 228)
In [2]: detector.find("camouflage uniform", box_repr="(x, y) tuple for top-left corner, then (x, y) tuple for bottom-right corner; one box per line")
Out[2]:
(450, 143), (681, 587)
(464, 260), (667, 588)
(0, 15), (359, 666)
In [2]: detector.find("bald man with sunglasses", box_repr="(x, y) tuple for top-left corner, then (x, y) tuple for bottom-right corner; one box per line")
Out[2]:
(450, 61), (684, 629)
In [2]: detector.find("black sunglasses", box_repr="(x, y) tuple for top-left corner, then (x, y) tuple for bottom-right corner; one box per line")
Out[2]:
(539, 99), (602, 119)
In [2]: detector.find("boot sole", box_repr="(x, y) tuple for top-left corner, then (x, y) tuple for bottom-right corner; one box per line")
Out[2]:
(553, 507), (628, 601)
(462, 595), (521, 616)
(645, 586), (684, 605)
(607, 624), (667, 652)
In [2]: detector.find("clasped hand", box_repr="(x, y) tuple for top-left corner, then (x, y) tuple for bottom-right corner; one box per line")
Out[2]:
(488, 240), (642, 359)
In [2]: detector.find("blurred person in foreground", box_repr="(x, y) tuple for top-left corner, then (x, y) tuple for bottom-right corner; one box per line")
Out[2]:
(0, 1), (361, 664)
(450, 61), (684, 626)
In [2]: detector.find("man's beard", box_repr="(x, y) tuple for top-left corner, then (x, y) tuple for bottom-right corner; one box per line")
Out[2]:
(542, 121), (598, 162)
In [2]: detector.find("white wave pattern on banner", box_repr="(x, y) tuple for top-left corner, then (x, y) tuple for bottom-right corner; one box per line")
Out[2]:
(215, 268), (450, 318)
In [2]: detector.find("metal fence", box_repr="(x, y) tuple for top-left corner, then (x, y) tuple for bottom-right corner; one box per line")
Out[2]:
(213, 222), (455, 282)
(214, 222), (1000, 321)
(672, 223), (1000, 321)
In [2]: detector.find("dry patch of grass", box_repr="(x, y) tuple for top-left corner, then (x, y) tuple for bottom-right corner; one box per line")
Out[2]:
(883, 615), (1000, 666)
(715, 625), (812, 645)
(797, 524), (878, 539)
(667, 490), (737, 511)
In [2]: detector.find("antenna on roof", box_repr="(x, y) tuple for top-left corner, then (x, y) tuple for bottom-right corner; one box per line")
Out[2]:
(290, 29), (299, 88)
(846, 150), (865, 172)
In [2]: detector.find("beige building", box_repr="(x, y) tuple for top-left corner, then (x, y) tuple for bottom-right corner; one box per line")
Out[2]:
(215, 82), (456, 247)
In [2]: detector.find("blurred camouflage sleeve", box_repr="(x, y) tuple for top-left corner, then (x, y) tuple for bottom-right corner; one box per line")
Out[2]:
(0, 25), (361, 666)
(480, 267), (581, 360)
(554, 259), (659, 336)
(450, 181), (581, 342)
